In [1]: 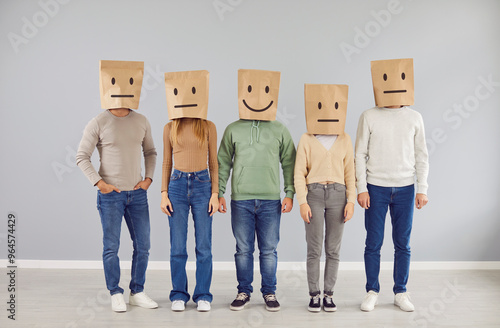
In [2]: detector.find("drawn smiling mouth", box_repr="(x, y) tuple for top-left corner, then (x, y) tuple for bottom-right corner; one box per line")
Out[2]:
(242, 99), (273, 112)
(174, 104), (198, 108)
(383, 90), (407, 94)
(317, 119), (339, 122)
(111, 95), (134, 97)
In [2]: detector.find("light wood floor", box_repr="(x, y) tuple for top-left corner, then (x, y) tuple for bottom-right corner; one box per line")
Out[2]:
(1, 268), (499, 328)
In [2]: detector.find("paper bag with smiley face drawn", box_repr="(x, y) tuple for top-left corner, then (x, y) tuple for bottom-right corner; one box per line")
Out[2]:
(238, 69), (280, 121)
(371, 58), (414, 107)
(304, 84), (348, 135)
(165, 70), (209, 120)
(99, 60), (144, 110)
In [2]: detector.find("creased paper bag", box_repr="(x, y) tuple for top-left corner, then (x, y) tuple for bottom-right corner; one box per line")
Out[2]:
(165, 70), (209, 120)
(99, 60), (144, 110)
(238, 69), (280, 121)
(371, 58), (414, 107)
(305, 84), (348, 135)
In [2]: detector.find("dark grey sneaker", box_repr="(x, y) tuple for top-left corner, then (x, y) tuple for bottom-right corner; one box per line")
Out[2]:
(230, 292), (250, 311)
(308, 294), (321, 312)
(263, 294), (280, 312)
(323, 294), (337, 312)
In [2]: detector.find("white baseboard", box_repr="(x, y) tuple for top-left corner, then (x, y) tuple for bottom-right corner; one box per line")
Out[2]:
(2, 260), (500, 270)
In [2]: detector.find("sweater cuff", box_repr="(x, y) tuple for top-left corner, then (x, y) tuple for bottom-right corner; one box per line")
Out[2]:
(285, 191), (295, 199)
(356, 183), (368, 194)
(417, 184), (428, 195)
(91, 175), (103, 187)
(218, 191), (225, 198)
(297, 194), (307, 205)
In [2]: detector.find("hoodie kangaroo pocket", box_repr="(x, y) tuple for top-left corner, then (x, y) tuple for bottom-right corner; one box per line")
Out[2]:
(235, 167), (279, 195)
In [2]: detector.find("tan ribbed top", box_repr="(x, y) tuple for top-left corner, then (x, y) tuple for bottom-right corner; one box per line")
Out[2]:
(161, 118), (218, 193)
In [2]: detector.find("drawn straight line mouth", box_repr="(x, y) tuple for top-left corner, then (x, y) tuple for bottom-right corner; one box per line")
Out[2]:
(243, 99), (273, 112)
(111, 95), (134, 98)
(317, 119), (339, 122)
(384, 90), (407, 94)
(174, 104), (198, 108)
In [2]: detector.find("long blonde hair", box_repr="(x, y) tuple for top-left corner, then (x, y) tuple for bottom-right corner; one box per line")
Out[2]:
(171, 118), (207, 147)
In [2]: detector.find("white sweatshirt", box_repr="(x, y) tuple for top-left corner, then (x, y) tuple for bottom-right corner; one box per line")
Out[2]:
(355, 106), (429, 195)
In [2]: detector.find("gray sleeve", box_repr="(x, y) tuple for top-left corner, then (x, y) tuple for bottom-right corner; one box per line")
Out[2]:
(76, 118), (102, 186)
(414, 114), (429, 194)
(143, 118), (157, 180)
(355, 113), (370, 194)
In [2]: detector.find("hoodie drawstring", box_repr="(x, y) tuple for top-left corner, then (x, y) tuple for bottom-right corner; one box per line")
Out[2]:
(250, 120), (260, 145)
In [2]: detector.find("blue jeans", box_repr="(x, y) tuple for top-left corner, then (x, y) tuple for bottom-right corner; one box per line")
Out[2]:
(168, 169), (213, 303)
(364, 183), (415, 294)
(231, 199), (281, 296)
(97, 188), (151, 295)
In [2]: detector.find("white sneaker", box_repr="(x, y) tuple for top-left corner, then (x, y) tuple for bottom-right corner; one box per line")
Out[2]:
(171, 300), (185, 312)
(129, 292), (158, 309)
(360, 290), (379, 312)
(111, 293), (127, 312)
(394, 292), (415, 312)
(197, 300), (211, 312)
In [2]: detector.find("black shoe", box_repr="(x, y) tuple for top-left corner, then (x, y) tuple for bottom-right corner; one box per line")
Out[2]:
(308, 294), (321, 312)
(230, 292), (250, 311)
(263, 294), (280, 312)
(323, 294), (337, 312)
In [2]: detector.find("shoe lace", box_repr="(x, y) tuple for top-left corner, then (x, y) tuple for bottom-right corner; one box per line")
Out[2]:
(235, 293), (248, 301)
(311, 294), (320, 304)
(112, 295), (125, 306)
(364, 291), (377, 302)
(324, 295), (333, 304)
(400, 292), (411, 301)
(141, 293), (153, 302)
(264, 294), (277, 302)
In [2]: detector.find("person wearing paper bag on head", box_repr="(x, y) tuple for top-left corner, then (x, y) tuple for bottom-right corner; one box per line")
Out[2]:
(218, 69), (296, 312)
(294, 84), (355, 313)
(356, 58), (429, 312)
(160, 70), (218, 313)
(76, 60), (158, 312)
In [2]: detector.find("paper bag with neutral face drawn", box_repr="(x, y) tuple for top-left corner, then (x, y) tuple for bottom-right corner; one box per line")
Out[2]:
(371, 58), (414, 107)
(238, 69), (280, 121)
(99, 60), (144, 110)
(304, 84), (348, 135)
(165, 70), (209, 120)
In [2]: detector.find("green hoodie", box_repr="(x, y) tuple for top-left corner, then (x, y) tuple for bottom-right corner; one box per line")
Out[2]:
(218, 119), (296, 201)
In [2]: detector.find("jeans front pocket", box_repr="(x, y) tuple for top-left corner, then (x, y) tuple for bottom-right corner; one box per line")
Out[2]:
(195, 173), (211, 183)
(170, 172), (182, 181)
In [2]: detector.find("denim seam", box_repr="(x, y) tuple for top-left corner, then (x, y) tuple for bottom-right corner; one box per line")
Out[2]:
(125, 205), (139, 294)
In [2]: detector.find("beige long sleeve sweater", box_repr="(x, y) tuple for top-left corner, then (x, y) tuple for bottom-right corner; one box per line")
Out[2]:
(76, 109), (157, 191)
(294, 132), (356, 205)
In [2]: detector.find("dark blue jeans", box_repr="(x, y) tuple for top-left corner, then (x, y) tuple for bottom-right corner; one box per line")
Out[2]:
(364, 183), (415, 294)
(97, 188), (150, 295)
(168, 169), (213, 303)
(231, 199), (281, 296)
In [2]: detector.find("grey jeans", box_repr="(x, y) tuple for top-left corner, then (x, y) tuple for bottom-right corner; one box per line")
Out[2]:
(305, 183), (347, 295)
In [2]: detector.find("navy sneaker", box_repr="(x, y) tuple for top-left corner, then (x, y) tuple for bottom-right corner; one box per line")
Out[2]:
(230, 292), (250, 311)
(263, 294), (280, 312)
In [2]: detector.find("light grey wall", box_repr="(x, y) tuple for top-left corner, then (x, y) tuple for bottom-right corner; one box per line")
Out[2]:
(1, 0), (499, 263)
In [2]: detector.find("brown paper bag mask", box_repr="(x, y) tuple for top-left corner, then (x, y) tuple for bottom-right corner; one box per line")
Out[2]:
(238, 69), (280, 121)
(99, 60), (144, 110)
(371, 58), (414, 107)
(165, 70), (209, 120)
(304, 84), (348, 135)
